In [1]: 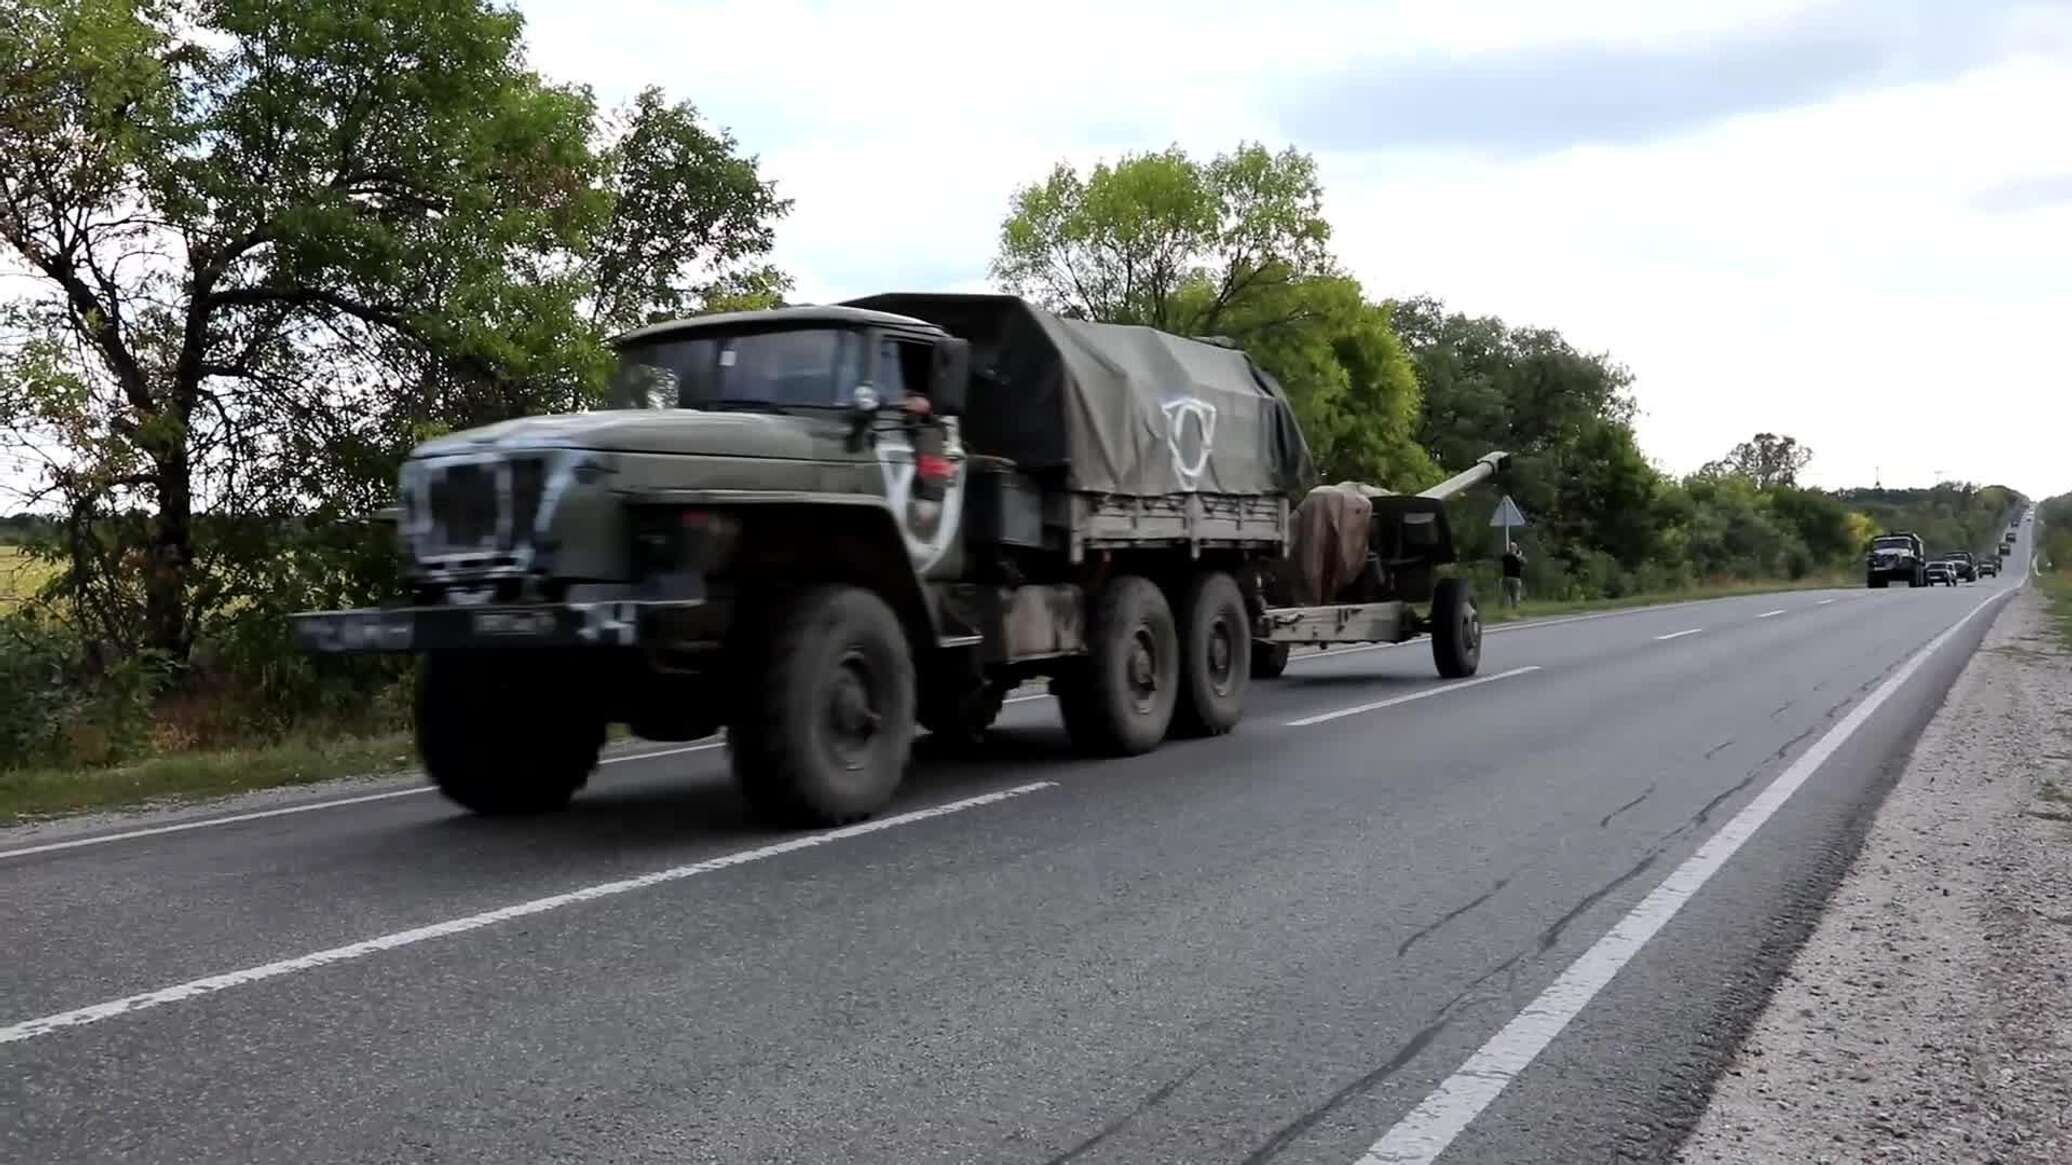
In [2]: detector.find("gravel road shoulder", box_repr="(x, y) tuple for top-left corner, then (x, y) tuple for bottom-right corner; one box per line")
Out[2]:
(1678, 588), (2072, 1164)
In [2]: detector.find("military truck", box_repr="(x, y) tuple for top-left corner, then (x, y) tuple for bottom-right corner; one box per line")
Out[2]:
(1865, 532), (1927, 588)
(292, 295), (1508, 825)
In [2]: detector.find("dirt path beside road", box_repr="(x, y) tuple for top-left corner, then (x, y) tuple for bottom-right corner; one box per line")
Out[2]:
(1679, 589), (2072, 1164)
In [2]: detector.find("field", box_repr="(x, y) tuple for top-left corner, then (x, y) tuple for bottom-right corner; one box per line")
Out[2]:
(0, 544), (55, 611)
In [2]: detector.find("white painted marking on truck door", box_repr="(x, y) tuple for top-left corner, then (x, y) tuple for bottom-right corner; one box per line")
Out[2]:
(0, 781), (1057, 1044)
(1352, 586), (2015, 1165)
(1284, 667), (1541, 727)
(1654, 628), (1703, 641)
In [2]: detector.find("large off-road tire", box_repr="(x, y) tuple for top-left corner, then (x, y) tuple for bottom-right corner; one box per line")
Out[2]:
(1430, 577), (1483, 679)
(1867, 574), (1887, 589)
(1055, 575), (1178, 756)
(416, 653), (604, 815)
(1171, 571), (1250, 738)
(1250, 641), (1290, 679)
(729, 585), (916, 827)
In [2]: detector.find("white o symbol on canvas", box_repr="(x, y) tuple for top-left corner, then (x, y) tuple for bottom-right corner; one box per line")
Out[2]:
(1161, 397), (1217, 485)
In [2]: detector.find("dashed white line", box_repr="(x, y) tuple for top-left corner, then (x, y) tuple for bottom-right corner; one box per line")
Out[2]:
(1756, 609), (1786, 619)
(1816, 599), (1838, 606)
(1654, 628), (1703, 641)
(0, 781), (1057, 1045)
(1284, 667), (1542, 727)
(1353, 586), (2016, 1165)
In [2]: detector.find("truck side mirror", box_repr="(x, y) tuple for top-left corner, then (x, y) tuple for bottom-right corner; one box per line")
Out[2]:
(931, 338), (970, 417)
(845, 384), (881, 452)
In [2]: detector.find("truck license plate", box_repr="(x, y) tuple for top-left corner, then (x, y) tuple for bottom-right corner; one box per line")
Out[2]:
(471, 610), (557, 638)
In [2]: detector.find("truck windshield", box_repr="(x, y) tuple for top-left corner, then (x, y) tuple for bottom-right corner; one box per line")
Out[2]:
(1872, 537), (1912, 550)
(610, 328), (863, 411)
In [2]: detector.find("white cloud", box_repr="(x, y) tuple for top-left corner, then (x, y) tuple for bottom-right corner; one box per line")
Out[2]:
(12, 1), (2052, 508)
(513, 0), (2071, 494)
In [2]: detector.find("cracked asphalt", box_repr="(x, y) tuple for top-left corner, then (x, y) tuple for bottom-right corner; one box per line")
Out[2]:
(0, 566), (2025, 1163)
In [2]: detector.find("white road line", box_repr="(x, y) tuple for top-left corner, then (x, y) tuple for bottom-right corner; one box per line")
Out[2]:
(1289, 605), (1714, 664)
(1353, 586), (2015, 1165)
(1817, 598), (1838, 605)
(0, 781), (1056, 1045)
(1755, 609), (1786, 619)
(1284, 667), (1542, 728)
(1654, 628), (1703, 641)
(0, 740), (728, 862)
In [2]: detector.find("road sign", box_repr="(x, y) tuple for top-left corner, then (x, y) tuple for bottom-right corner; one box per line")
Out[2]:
(1489, 495), (1527, 528)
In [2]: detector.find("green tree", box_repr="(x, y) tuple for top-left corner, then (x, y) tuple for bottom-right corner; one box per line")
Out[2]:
(1698, 432), (1814, 489)
(992, 143), (1331, 334)
(0, 0), (788, 664)
(1388, 296), (1659, 588)
(992, 144), (1430, 489)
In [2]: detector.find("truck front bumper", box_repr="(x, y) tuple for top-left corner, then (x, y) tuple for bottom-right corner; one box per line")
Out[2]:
(291, 599), (718, 655)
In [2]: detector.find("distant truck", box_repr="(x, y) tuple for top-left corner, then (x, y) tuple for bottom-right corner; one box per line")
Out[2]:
(291, 295), (1510, 825)
(1865, 532), (1927, 588)
(1979, 557), (2000, 578)
(1925, 559), (1955, 586)
(1943, 551), (1977, 582)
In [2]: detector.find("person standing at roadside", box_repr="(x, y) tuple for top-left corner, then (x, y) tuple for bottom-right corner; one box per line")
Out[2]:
(1501, 541), (1525, 609)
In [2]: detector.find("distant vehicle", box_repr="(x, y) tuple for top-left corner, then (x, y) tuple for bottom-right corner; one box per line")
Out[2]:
(1925, 560), (1956, 586)
(1865, 532), (1927, 588)
(1979, 557), (2000, 578)
(1943, 551), (1977, 582)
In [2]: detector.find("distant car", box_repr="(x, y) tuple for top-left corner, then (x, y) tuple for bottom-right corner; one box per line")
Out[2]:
(1942, 551), (1976, 582)
(1925, 560), (1956, 586)
(1865, 532), (1927, 588)
(1979, 558), (2000, 578)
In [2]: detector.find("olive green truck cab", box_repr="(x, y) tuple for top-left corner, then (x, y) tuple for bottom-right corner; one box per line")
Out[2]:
(292, 294), (1507, 825)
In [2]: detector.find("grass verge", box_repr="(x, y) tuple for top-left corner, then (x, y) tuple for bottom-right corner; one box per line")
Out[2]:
(0, 733), (415, 827)
(2037, 569), (2072, 651)
(0, 544), (55, 613)
(1483, 574), (1851, 626)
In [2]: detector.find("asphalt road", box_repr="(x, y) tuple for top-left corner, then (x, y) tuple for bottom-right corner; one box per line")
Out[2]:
(1, 534), (2035, 1164)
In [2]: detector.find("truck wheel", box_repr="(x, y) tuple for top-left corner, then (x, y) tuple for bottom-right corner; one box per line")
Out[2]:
(416, 653), (603, 815)
(1251, 641), (1290, 679)
(1867, 575), (1886, 589)
(1172, 571), (1250, 737)
(1431, 577), (1482, 679)
(730, 585), (915, 827)
(1056, 575), (1178, 756)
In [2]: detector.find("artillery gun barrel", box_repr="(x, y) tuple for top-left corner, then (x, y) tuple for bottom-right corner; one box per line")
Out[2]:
(1416, 451), (1511, 501)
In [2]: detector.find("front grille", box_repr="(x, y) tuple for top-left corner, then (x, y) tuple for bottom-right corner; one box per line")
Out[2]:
(428, 462), (499, 549)
(419, 456), (548, 557)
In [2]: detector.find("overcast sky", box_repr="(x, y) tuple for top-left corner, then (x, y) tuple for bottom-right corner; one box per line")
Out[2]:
(518, 0), (2072, 498)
